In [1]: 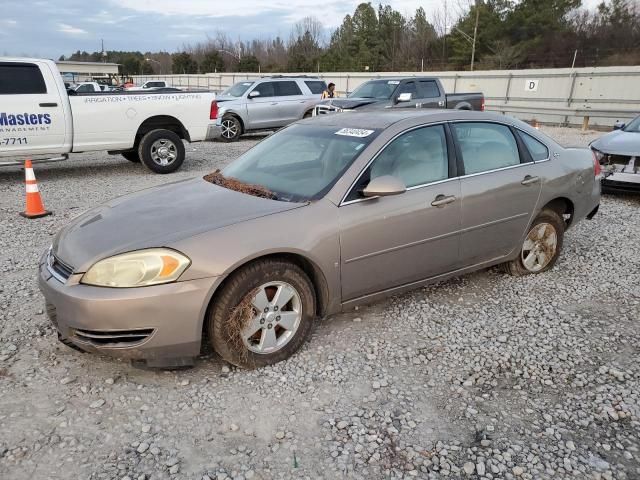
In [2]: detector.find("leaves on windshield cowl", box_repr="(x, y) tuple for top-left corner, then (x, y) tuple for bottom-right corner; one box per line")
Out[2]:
(203, 170), (277, 200)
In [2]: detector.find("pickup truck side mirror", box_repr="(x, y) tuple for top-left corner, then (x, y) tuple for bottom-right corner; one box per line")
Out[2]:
(248, 90), (261, 99)
(396, 92), (412, 103)
(613, 121), (625, 130)
(362, 175), (406, 197)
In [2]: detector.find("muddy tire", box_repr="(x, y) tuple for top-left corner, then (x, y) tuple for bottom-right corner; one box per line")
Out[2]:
(121, 150), (140, 162)
(208, 259), (315, 368)
(504, 208), (565, 276)
(219, 115), (242, 142)
(138, 129), (185, 174)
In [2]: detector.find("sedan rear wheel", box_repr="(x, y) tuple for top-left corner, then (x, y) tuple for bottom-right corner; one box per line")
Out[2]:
(208, 259), (315, 368)
(504, 209), (564, 276)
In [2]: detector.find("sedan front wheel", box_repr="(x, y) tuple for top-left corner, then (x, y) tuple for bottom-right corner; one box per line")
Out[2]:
(504, 209), (565, 276)
(208, 259), (316, 368)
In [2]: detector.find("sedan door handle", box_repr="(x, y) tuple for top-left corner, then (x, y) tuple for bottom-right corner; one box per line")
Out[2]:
(431, 194), (456, 207)
(39, 102), (58, 107)
(521, 175), (540, 186)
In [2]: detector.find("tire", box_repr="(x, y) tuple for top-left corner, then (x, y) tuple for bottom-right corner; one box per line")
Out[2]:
(219, 115), (242, 142)
(504, 208), (565, 276)
(121, 150), (140, 162)
(138, 129), (185, 174)
(208, 259), (316, 368)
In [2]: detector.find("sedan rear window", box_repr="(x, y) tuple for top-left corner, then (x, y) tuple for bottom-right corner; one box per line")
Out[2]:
(222, 125), (380, 201)
(518, 131), (549, 161)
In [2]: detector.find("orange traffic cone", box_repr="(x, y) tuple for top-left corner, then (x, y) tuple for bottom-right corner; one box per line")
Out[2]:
(20, 159), (51, 219)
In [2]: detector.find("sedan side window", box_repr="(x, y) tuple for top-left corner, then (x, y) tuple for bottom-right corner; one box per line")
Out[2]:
(251, 82), (275, 98)
(452, 122), (521, 175)
(518, 131), (549, 161)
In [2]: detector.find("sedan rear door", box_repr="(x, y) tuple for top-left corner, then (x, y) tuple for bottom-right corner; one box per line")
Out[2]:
(452, 121), (546, 267)
(338, 124), (462, 301)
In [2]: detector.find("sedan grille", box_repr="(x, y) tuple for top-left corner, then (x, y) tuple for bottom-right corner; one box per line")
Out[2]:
(48, 251), (74, 282)
(72, 328), (155, 347)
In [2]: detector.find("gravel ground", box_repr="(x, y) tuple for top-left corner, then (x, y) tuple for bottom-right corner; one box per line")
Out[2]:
(1, 127), (639, 480)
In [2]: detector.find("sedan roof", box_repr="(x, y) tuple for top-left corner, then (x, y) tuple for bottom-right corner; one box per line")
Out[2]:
(299, 109), (511, 130)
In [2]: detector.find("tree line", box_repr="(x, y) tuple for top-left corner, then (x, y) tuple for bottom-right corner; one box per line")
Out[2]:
(61, 0), (640, 75)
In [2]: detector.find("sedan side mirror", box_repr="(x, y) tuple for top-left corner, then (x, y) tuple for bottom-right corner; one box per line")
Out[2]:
(396, 92), (412, 103)
(362, 175), (406, 197)
(248, 90), (261, 99)
(613, 121), (625, 130)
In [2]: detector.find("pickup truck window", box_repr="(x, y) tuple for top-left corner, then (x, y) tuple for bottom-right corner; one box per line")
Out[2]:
(398, 81), (418, 97)
(0, 62), (46, 95)
(349, 80), (396, 100)
(453, 122), (521, 175)
(418, 80), (441, 98)
(275, 81), (303, 96)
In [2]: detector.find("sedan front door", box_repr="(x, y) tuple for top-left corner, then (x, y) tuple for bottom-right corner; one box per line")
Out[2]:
(452, 121), (544, 266)
(338, 124), (462, 301)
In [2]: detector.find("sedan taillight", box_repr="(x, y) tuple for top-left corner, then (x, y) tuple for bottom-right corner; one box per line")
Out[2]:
(210, 101), (219, 120)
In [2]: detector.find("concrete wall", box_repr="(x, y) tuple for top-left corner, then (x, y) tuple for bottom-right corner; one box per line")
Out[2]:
(132, 66), (640, 128)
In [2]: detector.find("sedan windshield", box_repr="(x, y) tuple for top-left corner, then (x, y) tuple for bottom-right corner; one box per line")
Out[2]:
(348, 80), (398, 99)
(222, 125), (380, 201)
(623, 115), (640, 133)
(222, 81), (254, 97)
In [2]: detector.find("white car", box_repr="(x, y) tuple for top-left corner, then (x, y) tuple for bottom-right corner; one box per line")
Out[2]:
(70, 82), (102, 93)
(0, 58), (217, 173)
(128, 80), (172, 91)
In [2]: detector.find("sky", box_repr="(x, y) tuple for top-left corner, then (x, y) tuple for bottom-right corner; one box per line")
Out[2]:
(0, 0), (432, 59)
(0, 0), (601, 59)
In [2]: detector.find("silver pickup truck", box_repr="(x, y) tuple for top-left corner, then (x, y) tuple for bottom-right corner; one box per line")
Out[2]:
(212, 76), (327, 142)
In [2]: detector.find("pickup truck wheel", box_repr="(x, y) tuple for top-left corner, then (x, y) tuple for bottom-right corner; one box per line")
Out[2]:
(504, 209), (564, 276)
(138, 129), (185, 174)
(219, 116), (242, 142)
(121, 150), (140, 162)
(208, 259), (316, 368)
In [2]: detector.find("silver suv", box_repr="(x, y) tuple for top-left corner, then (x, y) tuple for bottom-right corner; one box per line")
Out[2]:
(213, 76), (327, 142)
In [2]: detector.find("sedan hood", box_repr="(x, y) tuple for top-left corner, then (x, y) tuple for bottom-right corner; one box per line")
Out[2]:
(321, 97), (383, 110)
(591, 130), (640, 156)
(54, 178), (304, 272)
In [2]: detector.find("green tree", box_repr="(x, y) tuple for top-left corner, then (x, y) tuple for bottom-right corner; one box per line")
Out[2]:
(172, 52), (198, 74)
(237, 55), (260, 72)
(201, 51), (225, 73)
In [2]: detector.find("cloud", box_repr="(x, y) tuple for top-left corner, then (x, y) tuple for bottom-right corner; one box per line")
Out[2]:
(1, 19), (18, 26)
(58, 23), (88, 35)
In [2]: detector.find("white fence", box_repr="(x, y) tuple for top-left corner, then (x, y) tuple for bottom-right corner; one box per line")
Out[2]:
(132, 65), (640, 128)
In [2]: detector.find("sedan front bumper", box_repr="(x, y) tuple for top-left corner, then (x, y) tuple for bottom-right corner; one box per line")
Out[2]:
(38, 252), (217, 368)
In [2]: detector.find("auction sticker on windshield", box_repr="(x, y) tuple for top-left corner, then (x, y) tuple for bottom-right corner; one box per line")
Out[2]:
(335, 128), (374, 138)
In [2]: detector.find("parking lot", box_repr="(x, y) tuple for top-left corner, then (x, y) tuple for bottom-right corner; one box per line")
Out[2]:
(0, 127), (639, 480)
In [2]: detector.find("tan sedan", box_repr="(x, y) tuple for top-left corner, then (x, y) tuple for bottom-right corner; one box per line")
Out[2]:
(39, 110), (600, 368)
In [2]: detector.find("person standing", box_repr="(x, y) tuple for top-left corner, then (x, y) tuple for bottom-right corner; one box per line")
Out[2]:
(321, 83), (337, 99)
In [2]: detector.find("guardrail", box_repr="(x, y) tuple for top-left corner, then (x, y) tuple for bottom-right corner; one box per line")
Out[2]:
(132, 66), (640, 128)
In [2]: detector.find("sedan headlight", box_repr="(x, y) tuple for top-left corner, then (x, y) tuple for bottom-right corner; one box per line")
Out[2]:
(81, 248), (190, 288)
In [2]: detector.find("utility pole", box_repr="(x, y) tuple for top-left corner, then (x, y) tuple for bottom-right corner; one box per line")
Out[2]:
(470, 1), (479, 71)
(442, 0), (447, 66)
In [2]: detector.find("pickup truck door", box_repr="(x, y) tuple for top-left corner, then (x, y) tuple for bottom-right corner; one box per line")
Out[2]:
(273, 81), (307, 125)
(246, 82), (281, 129)
(0, 61), (68, 157)
(416, 79), (446, 109)
(391, 80), (421, 109)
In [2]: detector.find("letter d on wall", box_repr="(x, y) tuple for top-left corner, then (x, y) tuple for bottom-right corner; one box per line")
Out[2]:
(525, 79), (539, 92)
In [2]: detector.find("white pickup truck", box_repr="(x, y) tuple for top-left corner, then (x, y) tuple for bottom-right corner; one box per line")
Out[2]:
(0, 58), (218, 173)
